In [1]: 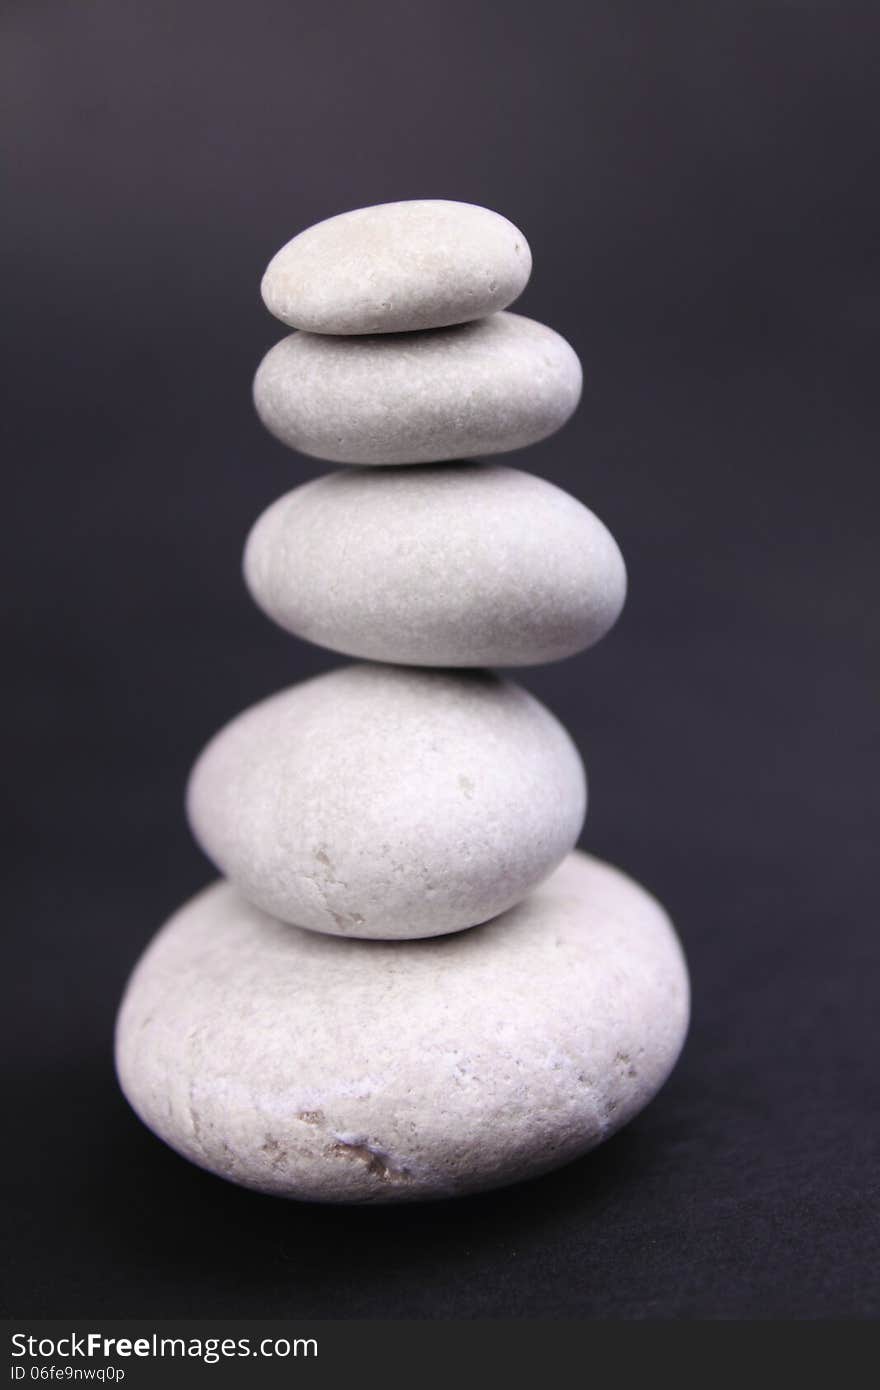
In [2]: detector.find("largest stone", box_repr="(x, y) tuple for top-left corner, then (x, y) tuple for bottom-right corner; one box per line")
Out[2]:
(116, 852), (689, 1203)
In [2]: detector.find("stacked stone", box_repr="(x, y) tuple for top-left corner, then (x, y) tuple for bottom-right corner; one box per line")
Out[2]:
(116, 201), (689, 1203)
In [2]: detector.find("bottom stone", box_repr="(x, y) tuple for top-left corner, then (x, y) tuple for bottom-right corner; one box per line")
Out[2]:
(115, 852), (689, 1203)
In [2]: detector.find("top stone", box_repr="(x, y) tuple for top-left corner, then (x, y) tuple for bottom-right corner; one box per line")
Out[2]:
(260, 200), (532, 334)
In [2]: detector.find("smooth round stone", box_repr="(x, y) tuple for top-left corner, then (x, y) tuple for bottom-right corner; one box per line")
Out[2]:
(261, 200), (532, 334)
(252, 312), (582, 465)
(244, 464), (627, 667)
(186, 664), (586, 939)
(115, 852), (689, 1203)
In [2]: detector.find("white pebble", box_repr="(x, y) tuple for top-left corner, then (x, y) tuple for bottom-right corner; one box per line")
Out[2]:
(116, 851), (690, 1203)
(186, 663), (586, 938)
(244, 463), (626, 667)
(252, 312), (582, 465)
(261, 199), (532, 334)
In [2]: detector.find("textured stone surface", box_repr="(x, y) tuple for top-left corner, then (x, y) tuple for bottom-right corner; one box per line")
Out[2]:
(244, 463), (627, 667)
(252, 312), (582, 465)
(261, 199), (532, 334)
(115, 851), (689, 1203)
(186, 663), (586, 939)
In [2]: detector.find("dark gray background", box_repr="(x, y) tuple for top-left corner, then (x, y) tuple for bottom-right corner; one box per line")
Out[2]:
(4, 0), (878, 1318)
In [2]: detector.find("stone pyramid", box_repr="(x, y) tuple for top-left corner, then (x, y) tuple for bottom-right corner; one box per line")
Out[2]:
(116, 200), (689, 1202)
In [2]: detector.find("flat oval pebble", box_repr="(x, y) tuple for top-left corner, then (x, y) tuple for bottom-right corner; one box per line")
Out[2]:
(252, 312), (582, 465)
(244, 464), (627, 667)
(115, 851), (690, 1203)
(186, 663), (586, 939)
(261, 199), (532, 334)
